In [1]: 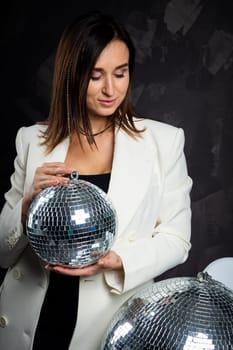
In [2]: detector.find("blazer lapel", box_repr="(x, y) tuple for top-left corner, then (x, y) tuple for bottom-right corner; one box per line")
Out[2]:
(43, 132), (157, 235)
(43, 137), (70, 163)
(24, 133), (70, 193)
(108, 129), (158, 235)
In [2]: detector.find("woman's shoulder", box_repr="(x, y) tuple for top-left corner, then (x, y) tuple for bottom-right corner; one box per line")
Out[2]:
(134, 117), (182, 138)
(14, 124), (48, 157)
(16, 123), (47, 143)
(133, 117), (186, 158)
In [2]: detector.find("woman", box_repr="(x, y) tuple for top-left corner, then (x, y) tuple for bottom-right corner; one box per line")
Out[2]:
(0, 11), (192, 350)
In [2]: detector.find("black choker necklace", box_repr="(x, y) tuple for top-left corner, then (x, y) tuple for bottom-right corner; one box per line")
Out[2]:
(79, 123), (113, 137)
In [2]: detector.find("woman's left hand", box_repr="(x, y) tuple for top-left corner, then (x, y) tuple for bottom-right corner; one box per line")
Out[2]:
(45, 250), (123, 276)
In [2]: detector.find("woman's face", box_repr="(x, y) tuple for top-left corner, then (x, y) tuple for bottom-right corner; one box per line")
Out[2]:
(86, 40), (130, 121)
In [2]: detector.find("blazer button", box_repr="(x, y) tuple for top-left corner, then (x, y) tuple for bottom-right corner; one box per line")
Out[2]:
(12, 269), (23, 280)
(0, 316), (8, 328)
(128, 233), (136, 242)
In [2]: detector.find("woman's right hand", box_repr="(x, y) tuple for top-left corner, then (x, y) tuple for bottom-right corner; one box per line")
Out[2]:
(22, 162), (75, 224)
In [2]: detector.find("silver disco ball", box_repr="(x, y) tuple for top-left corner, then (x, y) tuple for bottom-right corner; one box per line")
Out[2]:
(26, 171), (117, 268)
(101, 272), (233, 349)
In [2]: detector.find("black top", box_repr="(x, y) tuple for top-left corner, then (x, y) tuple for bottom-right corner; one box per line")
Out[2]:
(33, 173), (111, 350)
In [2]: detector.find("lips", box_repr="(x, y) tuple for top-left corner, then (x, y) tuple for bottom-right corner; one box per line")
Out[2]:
(98, 99), (117, 107)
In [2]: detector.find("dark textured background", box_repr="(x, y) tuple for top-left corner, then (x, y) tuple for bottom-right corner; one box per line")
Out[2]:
(1, 0), (233, 283)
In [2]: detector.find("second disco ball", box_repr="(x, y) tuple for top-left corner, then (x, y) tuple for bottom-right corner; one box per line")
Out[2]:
(101, 272), (233, 349)
(26, 171), (117, 268)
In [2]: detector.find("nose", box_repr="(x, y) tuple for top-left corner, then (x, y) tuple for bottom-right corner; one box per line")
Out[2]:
(102, 76), (114, 96)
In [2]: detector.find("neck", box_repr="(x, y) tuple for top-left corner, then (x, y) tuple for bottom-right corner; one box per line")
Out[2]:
(79, 123), (113, 137)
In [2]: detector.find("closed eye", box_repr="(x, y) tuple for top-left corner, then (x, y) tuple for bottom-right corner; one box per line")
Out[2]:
(114, 73), (125, 78)
(91, 76), (101, 81)
(115, 67), (129, 78)
(91, 73), (126, 80)
(90, 65), (129, 81)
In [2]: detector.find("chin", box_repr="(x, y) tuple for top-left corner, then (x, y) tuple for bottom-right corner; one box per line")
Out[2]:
(97, 107), (119, 117)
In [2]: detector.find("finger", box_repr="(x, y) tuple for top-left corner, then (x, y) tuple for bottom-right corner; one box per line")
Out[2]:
(45, 264), (81, 275)
(42, 162), (67, 167)
(45, 263), (102, 276)
(98, 251), (122, 270)
(41, 163), (76, 176)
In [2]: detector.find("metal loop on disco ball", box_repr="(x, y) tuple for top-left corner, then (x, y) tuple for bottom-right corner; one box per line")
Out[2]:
(101, 272), (233, 349)
(26, 171), (117, 268)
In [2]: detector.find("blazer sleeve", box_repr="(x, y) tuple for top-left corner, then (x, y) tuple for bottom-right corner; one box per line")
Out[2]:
(0, 127), (29, 268)
(104, 128), (192, 294)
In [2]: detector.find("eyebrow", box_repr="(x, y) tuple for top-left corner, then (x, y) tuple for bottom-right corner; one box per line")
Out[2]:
(92, 63), (129, 72)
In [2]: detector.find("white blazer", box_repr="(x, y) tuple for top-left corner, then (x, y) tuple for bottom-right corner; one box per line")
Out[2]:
(0, 118), (192, 350)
